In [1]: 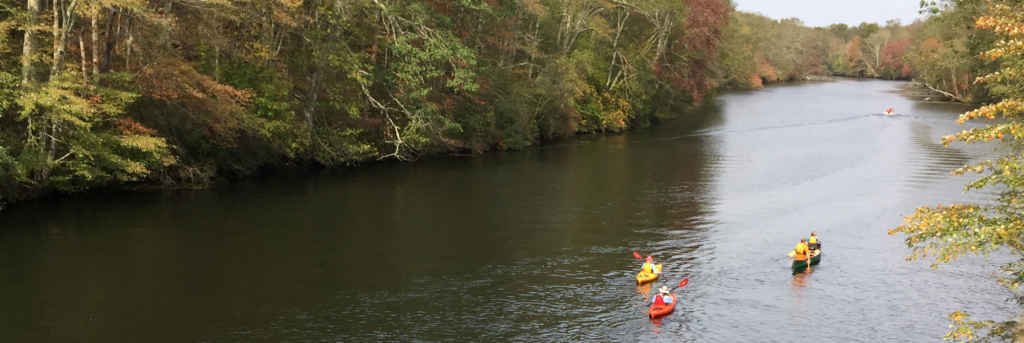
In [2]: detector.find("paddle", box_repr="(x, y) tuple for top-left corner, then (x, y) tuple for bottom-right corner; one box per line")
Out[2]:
(670, 278), (689, 292)
(807, 246), (813, 272)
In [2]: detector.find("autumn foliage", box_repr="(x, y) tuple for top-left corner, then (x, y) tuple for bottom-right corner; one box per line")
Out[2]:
(0, 0), (745, 202)
(889, 1), (1024, 340)
(0, 0), (995, 204)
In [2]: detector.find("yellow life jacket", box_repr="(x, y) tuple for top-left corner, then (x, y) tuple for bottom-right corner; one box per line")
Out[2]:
(809, 236), (818, 244)
(642, 262), (654, 273)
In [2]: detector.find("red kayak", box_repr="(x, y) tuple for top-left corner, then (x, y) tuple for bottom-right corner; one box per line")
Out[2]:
(649, 294), (677, 317)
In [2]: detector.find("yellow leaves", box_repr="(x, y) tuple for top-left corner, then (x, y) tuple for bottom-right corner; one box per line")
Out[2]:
(117, 135), (177, 169)
(119, 135), (169, 153)
(588, 16), (613, 38)
(245, 42), (274, 65)
(120, 160), (148, 177)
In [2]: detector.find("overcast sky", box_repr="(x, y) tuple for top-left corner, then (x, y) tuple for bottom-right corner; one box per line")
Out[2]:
(734, 0), (924, 28)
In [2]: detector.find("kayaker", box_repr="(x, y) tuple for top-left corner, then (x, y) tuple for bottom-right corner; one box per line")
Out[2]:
(808, 232), (820, 251)
(642, 256), (661, 274)
(652, 286), (674, 304)
(793, 238), (809, 261)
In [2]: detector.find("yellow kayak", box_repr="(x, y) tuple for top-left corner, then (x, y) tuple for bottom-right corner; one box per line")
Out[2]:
(636, 263), (662, 284)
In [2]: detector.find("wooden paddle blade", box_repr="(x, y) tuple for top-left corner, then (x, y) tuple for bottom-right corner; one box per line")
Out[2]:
(788, 251), (796, 258)
(678, 279), (689, 288)
(633, 252), (643, 260)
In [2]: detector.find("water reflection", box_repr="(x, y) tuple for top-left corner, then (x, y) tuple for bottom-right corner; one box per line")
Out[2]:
(637, 282), (651, 296)
(792, 270), (812, 287)
(0, 80), (1018, 342)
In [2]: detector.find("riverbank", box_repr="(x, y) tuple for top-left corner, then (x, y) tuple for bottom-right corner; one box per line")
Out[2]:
(1, 74), (846, 211)
(0, 75), (849, 211)
(15, 75), (956, 211)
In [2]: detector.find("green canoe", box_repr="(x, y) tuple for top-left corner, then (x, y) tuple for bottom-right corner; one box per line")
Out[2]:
(792, 250), (822, 273)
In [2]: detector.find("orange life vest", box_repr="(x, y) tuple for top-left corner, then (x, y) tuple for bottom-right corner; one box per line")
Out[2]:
(794, 243), (809, 261)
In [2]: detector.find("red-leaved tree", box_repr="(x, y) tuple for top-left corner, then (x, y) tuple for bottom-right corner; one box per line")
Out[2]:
(879, 38), (911, 79)
(657, 0), (731, 104)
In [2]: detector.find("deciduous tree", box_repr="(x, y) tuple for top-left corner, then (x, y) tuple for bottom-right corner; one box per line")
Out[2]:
(889, 1), (1024, 341)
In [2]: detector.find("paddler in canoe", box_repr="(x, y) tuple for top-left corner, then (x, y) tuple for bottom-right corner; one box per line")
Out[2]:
(808, 232), (820, 254)
(807, 232), (822, 266)
(790, 238), (810, 272)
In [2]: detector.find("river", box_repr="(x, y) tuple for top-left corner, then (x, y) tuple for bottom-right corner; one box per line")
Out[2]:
(0, 79), (1016, 342)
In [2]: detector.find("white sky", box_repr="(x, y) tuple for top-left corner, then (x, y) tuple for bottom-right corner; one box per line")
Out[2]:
(734, 0), (924, 28)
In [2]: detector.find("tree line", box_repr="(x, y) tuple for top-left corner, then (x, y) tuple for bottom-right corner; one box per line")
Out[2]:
(0, 0), (1002, 205)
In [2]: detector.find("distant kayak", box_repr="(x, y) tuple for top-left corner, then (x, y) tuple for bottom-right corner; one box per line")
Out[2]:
(637, 264), (661, 284)
(649, 294), (677, 318)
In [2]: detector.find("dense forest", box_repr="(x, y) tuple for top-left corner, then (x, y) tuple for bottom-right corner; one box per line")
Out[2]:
(0, 0), (1005, 205)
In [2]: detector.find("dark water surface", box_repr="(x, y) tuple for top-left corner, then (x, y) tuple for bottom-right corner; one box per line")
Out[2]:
(1, 80), (1016, 342)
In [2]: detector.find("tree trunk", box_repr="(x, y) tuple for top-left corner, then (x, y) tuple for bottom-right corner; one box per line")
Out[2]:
(606, 6), (629, 89)
(162, 0), (173, 46)
(305, 65), (324, 132)
(78, 31), (88, 79)
(100, 7), (116, 73)
(125, 25), (132, 70)
(22, 0), (42, 85)
(51, 0), (79, 77)
(42, 121), (56, 181)
(91, 10), (99, 83)
(52, 0), (59, 73)
(213, 46), (219, 80)
(951, 65), (961, 101)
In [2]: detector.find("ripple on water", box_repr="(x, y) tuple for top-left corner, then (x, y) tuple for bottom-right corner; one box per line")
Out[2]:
(4, 80), (1020, 343)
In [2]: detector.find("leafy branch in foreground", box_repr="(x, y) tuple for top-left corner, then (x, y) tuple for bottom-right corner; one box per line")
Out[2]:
(889, 1), (1024, 342)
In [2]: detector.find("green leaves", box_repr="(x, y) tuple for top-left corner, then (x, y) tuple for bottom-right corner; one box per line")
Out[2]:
(0, 0), (772, 201)
(890, 1), (1024, 341)
(13, 73), (174, 192)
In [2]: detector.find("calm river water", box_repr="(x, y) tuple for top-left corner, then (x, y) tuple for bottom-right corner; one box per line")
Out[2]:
(0, 80), (1017, 342)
